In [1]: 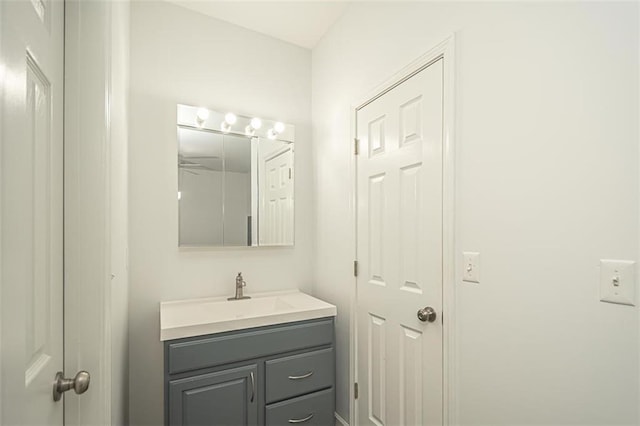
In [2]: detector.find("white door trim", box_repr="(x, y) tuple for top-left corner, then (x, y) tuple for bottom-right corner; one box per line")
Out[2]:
(64, 1), (114, 423)
(0, 4), (4, 422)
(349, 34), (457, 426)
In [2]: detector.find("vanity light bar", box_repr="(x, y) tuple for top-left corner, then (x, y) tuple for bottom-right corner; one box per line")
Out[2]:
(177, 104), (295, 143)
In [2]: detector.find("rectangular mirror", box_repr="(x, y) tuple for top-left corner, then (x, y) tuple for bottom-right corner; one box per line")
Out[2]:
(177, 104), (295, 247)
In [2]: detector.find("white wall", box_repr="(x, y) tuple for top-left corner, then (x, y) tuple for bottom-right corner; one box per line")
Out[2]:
(311, 2), (639, 424)
(179, 169), (251, 246)
(128, 2), (312, 424)
(223, 171), (251, 246)
(179, 169), (225, 245)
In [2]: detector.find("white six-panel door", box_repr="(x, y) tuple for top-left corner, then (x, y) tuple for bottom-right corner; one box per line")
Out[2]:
(356, 58), (444, 426)
(0, 0), (65, 424)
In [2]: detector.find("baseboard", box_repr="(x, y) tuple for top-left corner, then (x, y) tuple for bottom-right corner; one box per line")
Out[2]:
(334, 412), (349, 426)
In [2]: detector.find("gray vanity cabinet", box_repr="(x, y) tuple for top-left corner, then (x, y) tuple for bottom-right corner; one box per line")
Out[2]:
(164, 318), (335, 426)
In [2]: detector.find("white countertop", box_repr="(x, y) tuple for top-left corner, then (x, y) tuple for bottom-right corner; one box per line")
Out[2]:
(160, 290), (337, 341)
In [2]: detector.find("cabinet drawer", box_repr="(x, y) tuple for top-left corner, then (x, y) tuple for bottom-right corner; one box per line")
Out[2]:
(265, 348), (334, 403)
(265, 388), (334, 426)
(168, 319), (333, 374)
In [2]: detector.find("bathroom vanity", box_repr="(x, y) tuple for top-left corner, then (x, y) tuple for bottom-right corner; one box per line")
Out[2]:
(161, 291), (337, 426)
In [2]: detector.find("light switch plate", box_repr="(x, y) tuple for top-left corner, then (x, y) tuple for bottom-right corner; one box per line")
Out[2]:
(600, 259), (636, 306)
(463, 252), (480, 283)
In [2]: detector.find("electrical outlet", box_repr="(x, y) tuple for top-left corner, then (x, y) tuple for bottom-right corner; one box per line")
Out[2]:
(463, 252), (480, 283)
(600, 259), (636, 306)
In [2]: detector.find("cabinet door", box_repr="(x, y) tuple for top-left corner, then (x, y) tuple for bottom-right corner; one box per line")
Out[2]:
(169, 364), (258, 426)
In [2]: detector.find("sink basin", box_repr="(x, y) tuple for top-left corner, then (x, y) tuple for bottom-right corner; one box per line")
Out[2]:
(160, 290), (337, 341)
(198, 296), (295, 319)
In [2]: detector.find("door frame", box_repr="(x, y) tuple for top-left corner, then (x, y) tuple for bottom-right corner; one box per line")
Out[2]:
(349, 34), (457, 426)
(0, 4), (4, 423)
(64, 1), (117, 424)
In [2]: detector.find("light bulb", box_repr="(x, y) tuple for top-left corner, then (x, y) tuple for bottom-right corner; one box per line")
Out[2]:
(224, 112), (237, 125)
(196, 108), (209, 121)
(274, 122), (285, 134)
(267, 128), (278, 140)
(250, 117), (262, 130)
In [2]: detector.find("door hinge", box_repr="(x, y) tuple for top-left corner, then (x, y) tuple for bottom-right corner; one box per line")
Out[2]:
(354, 138), (360, 155)
(289, 168), (292, 179)
(354, 382), (359, 399)
(353, 260), (359, 277)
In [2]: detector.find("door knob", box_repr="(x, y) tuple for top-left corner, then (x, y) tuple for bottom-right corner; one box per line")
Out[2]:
(417, 307), (437, 323)
(53, 370), (90, 401)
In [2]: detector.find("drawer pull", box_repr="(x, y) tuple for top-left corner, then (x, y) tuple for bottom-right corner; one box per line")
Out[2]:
(250, 371), (255, 402)
(288, 371), (314, 380)
(289, 413), (314, 423)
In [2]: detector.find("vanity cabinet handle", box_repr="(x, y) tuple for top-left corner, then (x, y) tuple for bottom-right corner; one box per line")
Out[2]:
(289, 413), (314, 423)
(288, 371), (313, 380)
(250, 371), (255, 402)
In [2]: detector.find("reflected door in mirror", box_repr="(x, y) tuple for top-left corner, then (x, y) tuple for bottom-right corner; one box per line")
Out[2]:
(259, 143), (294, 246)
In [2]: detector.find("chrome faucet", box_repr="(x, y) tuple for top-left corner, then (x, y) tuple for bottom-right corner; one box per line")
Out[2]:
(228, 272), (251, 301)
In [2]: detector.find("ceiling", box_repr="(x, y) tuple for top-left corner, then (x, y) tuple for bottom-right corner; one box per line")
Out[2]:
(164, 1), (349, 49)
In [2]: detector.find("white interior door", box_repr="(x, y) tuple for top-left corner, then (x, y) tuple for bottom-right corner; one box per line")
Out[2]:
(0, 0), (65, 424)
(260, 146), (294, 245)
(356, 59), (444, 426)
